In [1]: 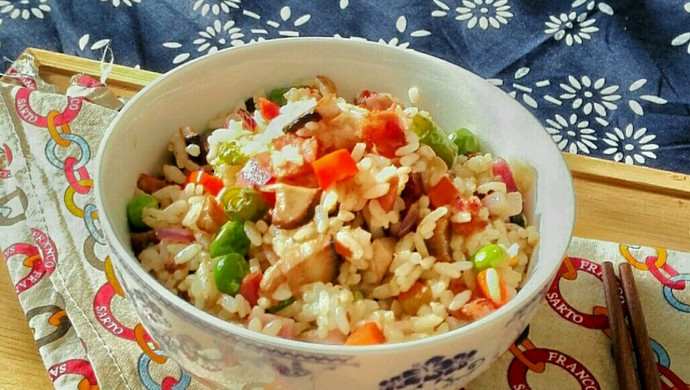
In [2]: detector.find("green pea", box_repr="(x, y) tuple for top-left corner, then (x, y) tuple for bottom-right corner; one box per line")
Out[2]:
(411, 114), (458, 169)
(268, 85), (308, 106)
(209, 221), (250, 258)
(471, 244), (508, 271)
(127, 193), (159, 231)
(217, 141), (249, 167)
(448, 128), (479, 155)
(267, 297), (296, 314)
(220, 187), (269, 222)
(213, 253), (250, 295)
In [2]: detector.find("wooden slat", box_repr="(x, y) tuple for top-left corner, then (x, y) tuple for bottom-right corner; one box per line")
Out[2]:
(0, 260), (53, 390)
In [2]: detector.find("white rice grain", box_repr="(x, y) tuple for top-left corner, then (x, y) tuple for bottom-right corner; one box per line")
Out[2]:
(448, 290), (472, 311)
(174, 243), (202, 264)
(163, 164), (187, 184)
(244, 221), (262, 247)
(351, 142), (367, 162)
(418, 207), (448, 239)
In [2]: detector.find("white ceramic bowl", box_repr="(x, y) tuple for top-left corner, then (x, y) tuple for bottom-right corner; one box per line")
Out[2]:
(96, 38), (575, 390)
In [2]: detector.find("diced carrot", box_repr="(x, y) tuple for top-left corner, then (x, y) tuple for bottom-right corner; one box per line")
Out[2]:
(311, 149), (359, 190)
(476, 268), (508, 306)
(450, 297), (496, 321)
(345, 322), (386, 346)
(428, 176), (460, 209)
(398, 281), (424, 302)
(187, 170), (224, 196)
(334, 237), (353, 258)
(361, 111), (406, 158)
(377, 176), (399, 212)
(258, 97), (280, 121)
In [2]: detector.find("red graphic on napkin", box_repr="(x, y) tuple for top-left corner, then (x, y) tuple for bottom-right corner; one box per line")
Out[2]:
(546, 257), (624, 330)
(93, 282), (152, 343)
(48, 359), (98, 388)
(14, 87), (83, 127)
(508, 348), (600, 390)
(3, 229), (57, 294)
(0, 143), (13, 179)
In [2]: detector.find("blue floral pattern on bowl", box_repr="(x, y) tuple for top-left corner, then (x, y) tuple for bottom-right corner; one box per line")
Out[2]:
(379, 350), (485, 390)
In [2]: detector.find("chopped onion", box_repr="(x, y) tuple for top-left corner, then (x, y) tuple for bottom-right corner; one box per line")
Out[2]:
(481, 191), (522, 218)
(155, 227), (195, 243)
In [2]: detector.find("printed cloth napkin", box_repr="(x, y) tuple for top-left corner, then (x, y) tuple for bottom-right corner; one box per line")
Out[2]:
(0, 55), (688, 390)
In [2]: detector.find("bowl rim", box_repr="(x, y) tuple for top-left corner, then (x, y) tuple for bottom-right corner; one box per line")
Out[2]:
(95, 36), (576, 356)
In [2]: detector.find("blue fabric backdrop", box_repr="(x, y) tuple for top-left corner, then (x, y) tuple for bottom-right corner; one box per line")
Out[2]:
(1, 0), (688, 173)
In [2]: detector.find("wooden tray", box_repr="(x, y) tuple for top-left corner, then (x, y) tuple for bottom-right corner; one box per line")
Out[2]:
(2, 48), (690, 389)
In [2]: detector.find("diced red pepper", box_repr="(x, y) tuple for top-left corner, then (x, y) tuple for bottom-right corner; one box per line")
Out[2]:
(258, 97), (280, 121)
(239, 271), (262, 306)
(377, 176), (399, 212)
(237, 152), (274, 187)
(361, 111), (407, 158)
(311, 149), (359, 190)
(491, 157), (518, 192)
(428, 176), (460, 209)
(272, 134), (320, 180)
(187, 170), (224, 196)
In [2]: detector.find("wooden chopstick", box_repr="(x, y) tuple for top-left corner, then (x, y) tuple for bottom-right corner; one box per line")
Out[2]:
(601, 261), (639, 389)
(618, 262), (662, 390)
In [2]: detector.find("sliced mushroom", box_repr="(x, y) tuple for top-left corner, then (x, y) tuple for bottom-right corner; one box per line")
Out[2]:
(260, 235), (338, 297)
(315, 75), (337, 96)
(426, 213), (452, 263)
(263, 183), (320, 229)
(181, 127), (208, 165)
(366, 237), (396, 285)
(284, 111), (322, 134)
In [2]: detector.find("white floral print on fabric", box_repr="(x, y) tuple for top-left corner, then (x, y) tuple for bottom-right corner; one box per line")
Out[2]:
(190, 0), (240, 17)
(164, 20), (244, 65)
(544, 11), (598, 46)
(545, 114), (597, 154)
(163, 6), (312, 65)
(671, 2), (690, 54)
(603, 124), (659, 165)
(487, 67), (551, 109)
(101, 0), (140, 8)
(0, 0), (50, 20)
(247, 6), (311, 38)
(544, 76), (667, 124)
(78, 34), (111, 52)
(558, 75), (620, 117)
(378, 15), (431, 48)
(571, 0), (614, 15)
(339, 0), (350, 10)
(627, 78), (668, 116)
(432, 0), (513, 30)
